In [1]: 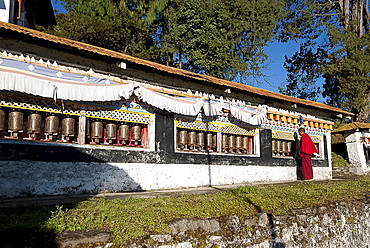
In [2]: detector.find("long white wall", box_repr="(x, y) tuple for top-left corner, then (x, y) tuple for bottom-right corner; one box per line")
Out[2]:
(0, 161), (332, 198)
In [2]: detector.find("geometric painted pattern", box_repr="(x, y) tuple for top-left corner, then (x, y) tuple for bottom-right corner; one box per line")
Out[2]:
(271, 130), (322, 143)
(175, 117), (257, 136)
(0, 91), (153, 124)
(272, 131), (295, 141)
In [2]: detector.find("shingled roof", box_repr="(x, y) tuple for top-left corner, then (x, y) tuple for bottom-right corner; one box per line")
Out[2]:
(332, 122), (370, 133)
(0, 21), (353, 117)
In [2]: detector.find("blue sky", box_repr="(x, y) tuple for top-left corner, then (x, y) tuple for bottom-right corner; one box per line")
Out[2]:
(51, 1), (321, 103)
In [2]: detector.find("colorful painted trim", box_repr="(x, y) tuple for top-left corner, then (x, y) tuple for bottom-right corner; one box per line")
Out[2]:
(0, 92), (153, 124)
(267, 113), (333, 130)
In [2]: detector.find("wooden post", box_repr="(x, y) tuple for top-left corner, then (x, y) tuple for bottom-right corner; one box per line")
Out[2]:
(78, 112), (86, 145)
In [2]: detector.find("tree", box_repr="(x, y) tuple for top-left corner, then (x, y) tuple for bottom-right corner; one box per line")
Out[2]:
(40, 0), (167, 61)
(279, 0), (370, 121)
(279, 41), (323, 101)
(44, 0), (286, 86)
(155, 0), (285, 85)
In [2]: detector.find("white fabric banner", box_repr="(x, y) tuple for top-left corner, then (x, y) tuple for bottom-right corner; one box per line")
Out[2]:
(0, 69), (134, 101)
(0, 69), (267, 125)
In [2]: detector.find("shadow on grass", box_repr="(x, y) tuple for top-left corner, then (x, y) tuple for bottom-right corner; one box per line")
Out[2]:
(0, 204), (77, 248)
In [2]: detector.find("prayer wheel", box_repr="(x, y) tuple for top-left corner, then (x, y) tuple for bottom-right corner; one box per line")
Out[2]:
(86, 119), (91, 139)
(272, 139), (278, 154)
(27, 113), (42, 138)
(287, 141), (292, 155)
(196, 132), (205, 150)
(188, 131), (197, 150)
(0, 109), (5, 131)
(222, 134), (228, 150)
(212, 134), (217, 150)
(228, 135), (236, 150)
(131, 125), (141, 146)
(206, 133), (213, 151)
(62, 117), (75, 141)
(282, 140), (287, 155)
(91, 121), (103, 143)
(105, 123), (117, 144)
(277, 140), (283, 154)
(178, 130), (188, 149)
(243, 136), (249, 152)
(8, 111), (23, 132)
(315, 144), (319, 155)
(119, 124), (130, 144)
(44, 115), (59, 141)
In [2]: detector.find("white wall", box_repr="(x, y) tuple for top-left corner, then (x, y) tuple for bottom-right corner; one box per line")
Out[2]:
(0, 161), (332, 198)
(0, 0), (10, 23)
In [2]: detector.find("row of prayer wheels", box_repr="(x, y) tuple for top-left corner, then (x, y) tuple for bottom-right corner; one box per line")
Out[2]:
(176, 129), (252, 154)
(272, 139), (293, 156)
(0, 108), (145, 146)
(221, 133), (250, 154)
(177, 129), (217, 151)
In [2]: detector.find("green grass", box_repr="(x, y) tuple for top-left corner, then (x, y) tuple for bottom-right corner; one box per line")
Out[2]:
(0, 176), (369, 245)
(332, 152), (348, 167)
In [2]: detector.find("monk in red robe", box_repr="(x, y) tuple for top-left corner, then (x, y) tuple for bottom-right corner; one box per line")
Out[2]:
(298, 127), (317, 180)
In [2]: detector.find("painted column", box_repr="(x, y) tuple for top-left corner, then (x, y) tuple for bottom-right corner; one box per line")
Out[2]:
(345, 131), (366, 175)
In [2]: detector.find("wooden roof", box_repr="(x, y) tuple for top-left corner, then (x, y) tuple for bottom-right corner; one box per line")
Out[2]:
(0, 21), (353, 117)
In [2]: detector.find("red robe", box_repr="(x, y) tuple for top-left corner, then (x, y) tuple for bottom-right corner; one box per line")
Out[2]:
(299, 133), (317, 180)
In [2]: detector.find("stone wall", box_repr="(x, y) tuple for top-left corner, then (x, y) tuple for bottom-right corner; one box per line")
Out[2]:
(55, 199), (370, 247)
(137, 200), (369, 247)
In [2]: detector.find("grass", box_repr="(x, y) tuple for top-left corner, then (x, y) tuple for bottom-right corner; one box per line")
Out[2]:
(0, 176), (369, 245)
(332, 152), (348, 167)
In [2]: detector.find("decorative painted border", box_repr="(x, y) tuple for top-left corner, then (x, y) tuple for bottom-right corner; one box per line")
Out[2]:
(0, 92), (154, 124)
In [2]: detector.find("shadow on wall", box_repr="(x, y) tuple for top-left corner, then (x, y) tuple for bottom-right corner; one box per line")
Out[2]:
(0, 140), (145, 247)
(0, 139), (145, 198)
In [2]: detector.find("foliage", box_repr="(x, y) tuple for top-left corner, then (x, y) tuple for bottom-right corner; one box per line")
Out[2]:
(42, 0), (286, 85)
(279, 1), (370, 121)
(331, 152), (347, 167)
(1, 177), (369, 244)
(156, 0), (284, 85)
(279, 41), (323, 101)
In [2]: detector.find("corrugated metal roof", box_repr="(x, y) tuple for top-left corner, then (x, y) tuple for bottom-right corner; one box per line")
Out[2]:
(0, 21), (353, 116)
(332, 122), (370, 133)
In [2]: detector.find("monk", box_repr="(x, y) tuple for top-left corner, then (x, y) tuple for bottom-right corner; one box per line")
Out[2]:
(298, 127), (317, 180)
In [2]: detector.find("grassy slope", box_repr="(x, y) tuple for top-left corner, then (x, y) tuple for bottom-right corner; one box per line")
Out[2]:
(1, 176), (369, 244)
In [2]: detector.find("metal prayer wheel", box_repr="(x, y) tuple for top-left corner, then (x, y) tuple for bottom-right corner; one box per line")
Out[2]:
(86, 119), (91, 139)
(91, 121), (103, 143)
(131, 125), (141, 146)
(0, 109), (5, 131)
(8, 111), (24, 132)
(228, 135), (236, 149)
(44, 115), (59, 141)
(105, 123), (117, 140)
(222, 134), (228, 149)
(206, 133), (213, 150)
(188, 131), (197, 149)
(119, 124), (130, 143)
(178, 130), (188, 148)
(27, 113), (42, 138)
(196, 132), (205, 149)
(243, 136), (249, 152)
(212, 134), (217, 150)
(277, 140), (283, 154)
(272, 139), (278, 154)
(62, 117), (75, 141)
(282, 140), (287, 155)
(287, 141), (292, 155)
(236, 136), (242, 149)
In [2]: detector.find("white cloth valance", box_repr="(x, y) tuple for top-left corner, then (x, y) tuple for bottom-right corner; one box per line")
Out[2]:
(0, 56), (266, 126)
(0, 68), (134, 101)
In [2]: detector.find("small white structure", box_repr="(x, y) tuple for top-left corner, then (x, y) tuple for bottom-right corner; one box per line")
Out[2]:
(332, 122), (370, 175)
